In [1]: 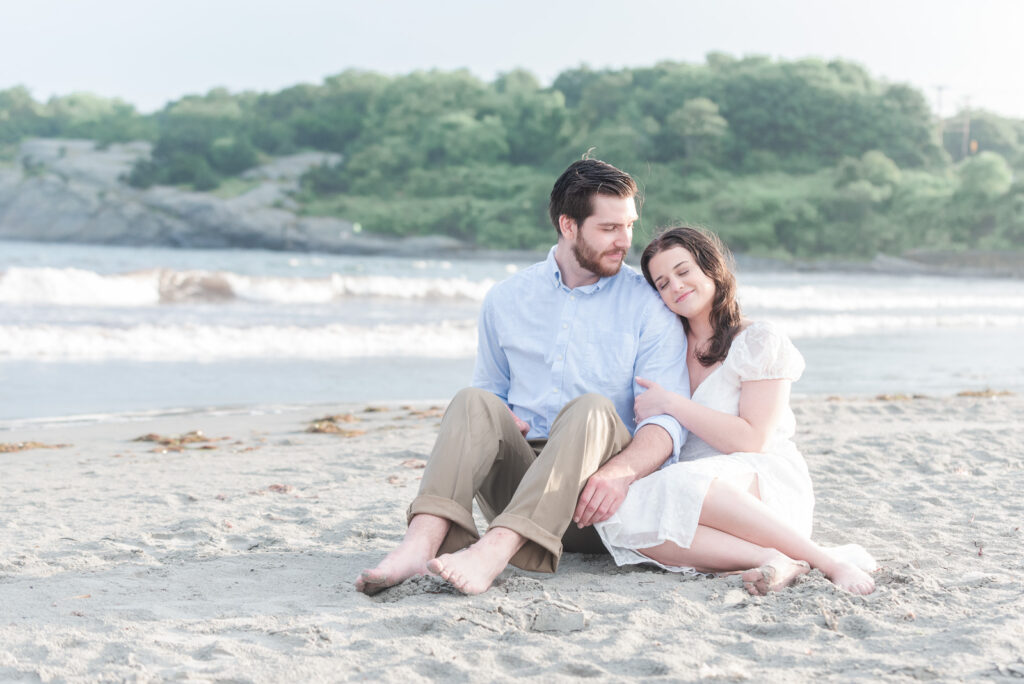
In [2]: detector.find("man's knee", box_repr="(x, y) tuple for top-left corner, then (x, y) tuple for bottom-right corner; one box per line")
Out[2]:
(564, 392), (616, 414)
(450, 387), (493, 403)
(556, 392), (617, 422)
(450, 386), (500, 408)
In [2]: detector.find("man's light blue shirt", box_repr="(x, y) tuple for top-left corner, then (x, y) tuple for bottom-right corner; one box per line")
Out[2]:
(472, 246), (690, 462)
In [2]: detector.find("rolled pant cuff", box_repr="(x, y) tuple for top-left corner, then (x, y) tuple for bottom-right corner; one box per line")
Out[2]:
(489, 512), (564, 573)
(407, 494), (479, 540)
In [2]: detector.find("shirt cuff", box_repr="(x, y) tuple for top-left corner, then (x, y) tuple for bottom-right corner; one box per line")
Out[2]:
(636, 414), (686, 465)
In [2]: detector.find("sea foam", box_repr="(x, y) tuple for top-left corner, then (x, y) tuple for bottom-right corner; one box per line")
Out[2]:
(2, 312), (1022, 361)
(0, 320), (478, 361)
(0, 266), (496, 307)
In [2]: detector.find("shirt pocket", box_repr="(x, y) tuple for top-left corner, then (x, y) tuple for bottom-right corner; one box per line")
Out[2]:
(578, 328), (636, 396)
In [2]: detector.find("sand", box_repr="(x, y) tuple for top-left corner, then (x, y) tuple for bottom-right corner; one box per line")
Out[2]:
(2, 394), (1023, 682)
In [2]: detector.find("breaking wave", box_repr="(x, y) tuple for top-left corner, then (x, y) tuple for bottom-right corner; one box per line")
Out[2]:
(0, 266), (496, 307)
(3, 313), (1022, 362)
(0, 320), (478, 361)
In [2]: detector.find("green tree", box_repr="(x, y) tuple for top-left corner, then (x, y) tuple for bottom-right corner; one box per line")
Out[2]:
(663, 97), (728, 160)
(551, 66), (601, 108)
(958, 151), (1013, 198)
(424, 112), (509, 166)
(942, 152), (1013, 246)
(493, 70), (570, 164)
(574, 70), (636, 127)
(208, 136), (259, 175)
(0, 86), (49, 143)
(836, 150), (901, 195)
(943, 110), (1021, 163)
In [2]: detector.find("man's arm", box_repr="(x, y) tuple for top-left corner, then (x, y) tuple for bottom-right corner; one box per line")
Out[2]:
(471, 290), (530, 434)
(632, 295), (690, 460)
(471, 290), (510, 401)
(573, 423), (673, 527)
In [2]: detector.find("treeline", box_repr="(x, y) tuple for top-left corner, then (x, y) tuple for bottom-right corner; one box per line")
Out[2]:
(2, 54), (1022, 256)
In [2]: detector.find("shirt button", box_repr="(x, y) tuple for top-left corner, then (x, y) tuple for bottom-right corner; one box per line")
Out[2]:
(552, 388), (558, 394)
(570, 295), (575, 301)
(562, 323), (568, 329)
(557, 355), (563, 361)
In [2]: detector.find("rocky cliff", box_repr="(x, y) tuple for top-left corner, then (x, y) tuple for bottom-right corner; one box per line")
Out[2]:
(0, 139), (466, 255)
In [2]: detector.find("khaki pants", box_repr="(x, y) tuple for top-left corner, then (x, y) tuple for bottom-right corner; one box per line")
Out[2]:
(407, 387), (632, 573)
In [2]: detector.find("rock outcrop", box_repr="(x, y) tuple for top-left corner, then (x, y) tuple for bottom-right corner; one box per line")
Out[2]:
(0, 139), (467, 255)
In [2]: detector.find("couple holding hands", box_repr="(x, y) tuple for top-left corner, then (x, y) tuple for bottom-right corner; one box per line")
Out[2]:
(357, 158), (876, 598)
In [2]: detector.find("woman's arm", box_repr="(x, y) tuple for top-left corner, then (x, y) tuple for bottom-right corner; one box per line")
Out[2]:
(634, 377), (791, 454)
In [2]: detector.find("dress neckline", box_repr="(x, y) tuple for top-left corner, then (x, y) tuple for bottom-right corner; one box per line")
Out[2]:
(689, 323), (757, 398)
(690, 363), (723, 398)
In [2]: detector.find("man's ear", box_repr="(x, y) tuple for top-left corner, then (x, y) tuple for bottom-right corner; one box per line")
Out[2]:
(559, 215), (576, 240)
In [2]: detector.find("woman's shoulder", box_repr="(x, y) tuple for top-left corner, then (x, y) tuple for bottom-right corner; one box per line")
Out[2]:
(727, 319), (783, 351)
(727, 320), (804, 381)
(737, 319), (783, 337)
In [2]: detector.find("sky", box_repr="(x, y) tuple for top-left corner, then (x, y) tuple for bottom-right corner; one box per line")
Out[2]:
(2, 0), (1022, 119)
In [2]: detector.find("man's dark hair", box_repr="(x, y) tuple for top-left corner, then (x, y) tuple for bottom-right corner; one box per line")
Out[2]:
(548, 158), (638, 236)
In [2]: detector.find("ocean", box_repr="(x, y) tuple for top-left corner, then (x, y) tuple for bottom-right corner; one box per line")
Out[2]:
(2, 239), (1022, 423)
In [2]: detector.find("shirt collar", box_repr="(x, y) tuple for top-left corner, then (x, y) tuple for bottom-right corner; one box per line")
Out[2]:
(546, 245), (616, 294)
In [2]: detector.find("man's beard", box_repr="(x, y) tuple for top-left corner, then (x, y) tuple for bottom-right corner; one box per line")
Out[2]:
(573, 234), (625, 278)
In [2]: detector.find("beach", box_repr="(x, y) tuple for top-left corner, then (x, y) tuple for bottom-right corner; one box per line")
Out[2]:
(2, 392), (1023, 682)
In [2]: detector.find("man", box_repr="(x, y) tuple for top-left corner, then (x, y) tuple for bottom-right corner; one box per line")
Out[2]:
(356, 158), (689, 596)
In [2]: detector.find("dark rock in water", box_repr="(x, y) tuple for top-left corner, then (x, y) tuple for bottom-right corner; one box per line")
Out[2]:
(0, 139), (471, 256)
(156, 270), (235, 303)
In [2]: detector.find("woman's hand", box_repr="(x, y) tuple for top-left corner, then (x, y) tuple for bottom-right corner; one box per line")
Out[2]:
(634, 377), (678, 422)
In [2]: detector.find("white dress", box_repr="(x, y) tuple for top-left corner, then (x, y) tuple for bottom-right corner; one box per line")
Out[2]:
(595, 321), (814, 573)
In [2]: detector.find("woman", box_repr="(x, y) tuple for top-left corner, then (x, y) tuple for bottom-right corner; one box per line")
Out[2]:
(594, 227), (876, 595)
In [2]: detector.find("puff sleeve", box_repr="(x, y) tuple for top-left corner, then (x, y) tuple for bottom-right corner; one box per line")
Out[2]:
(725, 322), (805, 382)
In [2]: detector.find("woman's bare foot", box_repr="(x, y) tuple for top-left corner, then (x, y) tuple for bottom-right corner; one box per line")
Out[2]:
(427, 527), (524, 595)
(826, 543), (878, 572)
(822, 560), (875, 595)
(355, 514), (450, 596)
(741, 551), (811, 595)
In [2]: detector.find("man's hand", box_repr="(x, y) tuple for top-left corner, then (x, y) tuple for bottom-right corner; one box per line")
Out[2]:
(573, 461), (633, 527)
(509, 408), (530, 437)
(574, 424), (675, 528)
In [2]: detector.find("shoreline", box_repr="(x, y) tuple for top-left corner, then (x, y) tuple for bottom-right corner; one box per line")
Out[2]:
(2, 393), (1023, 680)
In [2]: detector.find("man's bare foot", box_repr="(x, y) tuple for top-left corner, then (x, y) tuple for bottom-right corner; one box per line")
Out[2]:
(741, 551), (811, 595)
(427, 527), (524, 595)
(823, 560), (875, 595)
(355, 514), (450, 596)
(355, 548), (430, 596)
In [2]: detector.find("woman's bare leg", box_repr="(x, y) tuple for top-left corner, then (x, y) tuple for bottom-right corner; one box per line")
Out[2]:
(695, 477), (874, 594)
(355, 514), (451, 595)
(640, 525), (810, 594)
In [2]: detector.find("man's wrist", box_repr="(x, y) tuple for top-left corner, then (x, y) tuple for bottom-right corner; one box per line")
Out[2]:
(606, 424), (668, 483)
(625, 422), (676, 477)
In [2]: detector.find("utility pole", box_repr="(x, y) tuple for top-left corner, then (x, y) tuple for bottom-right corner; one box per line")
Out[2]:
(960, 96), (972, 159)
(933, 85), (947, 141)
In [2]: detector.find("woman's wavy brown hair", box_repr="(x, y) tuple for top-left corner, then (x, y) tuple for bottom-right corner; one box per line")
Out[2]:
(640, 226), (743, 367)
